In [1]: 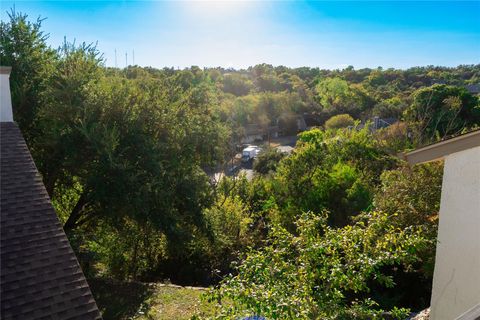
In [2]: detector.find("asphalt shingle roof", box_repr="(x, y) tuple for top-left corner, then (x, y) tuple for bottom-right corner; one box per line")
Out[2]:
(1, 122), (101, 320)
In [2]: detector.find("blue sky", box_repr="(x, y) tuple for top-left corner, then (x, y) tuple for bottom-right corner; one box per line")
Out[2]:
(1, 1), (479, 69)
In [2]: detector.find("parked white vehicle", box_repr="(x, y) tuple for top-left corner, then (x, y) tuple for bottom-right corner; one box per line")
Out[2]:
(241, 145), (261, 162)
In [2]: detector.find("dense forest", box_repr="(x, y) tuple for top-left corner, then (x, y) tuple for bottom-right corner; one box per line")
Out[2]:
(1, 11), (480, 319)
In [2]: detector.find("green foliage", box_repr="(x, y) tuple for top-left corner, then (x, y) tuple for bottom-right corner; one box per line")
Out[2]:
(51, 178), (83, 224)
(201, 196), (255, 273)
(2, 11), (230, 282)
(204, 211), (429, 319)
(34, 46), (230, 238)
(375, 163), (442, 229)
(373, 122), (412, 153)
(273, 127), (396, 227)
(324, 114), (355, 130)
(404, 84), (480, 143)
(374, 162), (443, 279)
(316, 77), (354, 110)
(205, 196), (252, 250)
(315, 78), (370, 117)
(0, 10), (56, 141)
(83, 220), (168, 280)
(253, 148), (285, 175)
(372, 97), (407, 118)
(222, 73), (253, 96)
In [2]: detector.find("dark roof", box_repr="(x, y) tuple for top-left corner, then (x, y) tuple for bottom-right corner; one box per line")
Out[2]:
(373, 117), (397, 130)
(1, 122), (101, 320)
(466, 84), (480, 94)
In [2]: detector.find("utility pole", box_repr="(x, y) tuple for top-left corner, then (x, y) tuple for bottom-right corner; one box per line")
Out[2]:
(125, 52), (128, 68)
(132, 50), (135, 66)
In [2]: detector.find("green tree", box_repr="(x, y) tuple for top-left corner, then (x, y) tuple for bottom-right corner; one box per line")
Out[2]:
(205, 211), (429, 319)
(200, 195), (255, 275)
(372, 97), (407, 119)
(271, 127), (396, 228)
(222, 73), (253, 96)
(0, 10), (56, 142)
(404, 84), (480, 143)
(324, 114), (355, 130)
(36, 60), (231, 280)
(315, 77), (367, 116)
(374, 162), (443, 279)
(253, 148), (285, 175)
(35, 42), (229, 239)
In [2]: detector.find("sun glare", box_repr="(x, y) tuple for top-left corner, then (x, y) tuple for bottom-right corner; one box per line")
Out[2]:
(181, 0), (258, 19)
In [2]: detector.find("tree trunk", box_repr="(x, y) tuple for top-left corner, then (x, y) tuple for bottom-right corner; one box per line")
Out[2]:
(63, 192), (88, 233)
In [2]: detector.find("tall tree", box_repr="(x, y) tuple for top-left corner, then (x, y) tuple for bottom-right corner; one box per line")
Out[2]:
(0, 10), (56, 142)
(315, 77), (367, 117)
(404, 84), (480, 143)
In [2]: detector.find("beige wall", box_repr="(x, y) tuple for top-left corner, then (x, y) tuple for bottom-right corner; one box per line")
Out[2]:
(430, 146), (480, 320)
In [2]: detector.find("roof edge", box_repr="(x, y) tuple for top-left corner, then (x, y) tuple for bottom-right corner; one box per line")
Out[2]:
(404, 130), (480, 165)
(0, 66), (12, 75)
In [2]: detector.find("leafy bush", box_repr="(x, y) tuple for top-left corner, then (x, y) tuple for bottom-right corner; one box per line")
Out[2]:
(223, 73), (253, 96)
(374, 162), (443, 280)
(372, 97), (407, 119)
(272, 127), (397, 228)
(404, 84), (480, 143)
(204, 211), (430, 319)
(374, 122), (411, 153)
(202, 195), (255, 274)
(375, 163), (442, 230)
(324, 114), (355, 130)
(73, 219), (168, 281)
(253, 148), (285, 175)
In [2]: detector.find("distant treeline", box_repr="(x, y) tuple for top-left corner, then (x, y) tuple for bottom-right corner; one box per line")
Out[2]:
(118, 61), (480, 142)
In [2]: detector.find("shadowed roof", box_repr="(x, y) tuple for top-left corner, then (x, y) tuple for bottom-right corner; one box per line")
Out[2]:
(0, 122), (101, 320)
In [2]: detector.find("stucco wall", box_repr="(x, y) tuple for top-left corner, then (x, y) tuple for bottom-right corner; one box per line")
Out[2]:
(0, 72), (13, 122)
(430, 146), (480, 320)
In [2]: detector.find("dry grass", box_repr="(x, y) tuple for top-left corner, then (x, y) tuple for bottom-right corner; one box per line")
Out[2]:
(133, 284), (215, 320)
(90, 279), (216, 320)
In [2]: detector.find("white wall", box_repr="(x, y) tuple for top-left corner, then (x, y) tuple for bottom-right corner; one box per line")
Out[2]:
(430, 146), (480, 320)
(0, 70), (13, 122)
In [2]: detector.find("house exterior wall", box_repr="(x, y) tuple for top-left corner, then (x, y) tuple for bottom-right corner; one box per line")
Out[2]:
(0, 68), (13, 122)
(430, 145), (480, 320)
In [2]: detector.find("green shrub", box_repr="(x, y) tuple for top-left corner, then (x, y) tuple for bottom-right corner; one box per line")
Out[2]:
(253, 148), (285, 175)
(324, 114), (355, 130)
(374, 162), (443, 279)
(203, 211), (430, 319)
(272, 127), (396, 228)
(202, 195), (254, 272)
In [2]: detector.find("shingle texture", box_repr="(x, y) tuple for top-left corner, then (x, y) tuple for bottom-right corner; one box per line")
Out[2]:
(1, 122), (101, 320)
